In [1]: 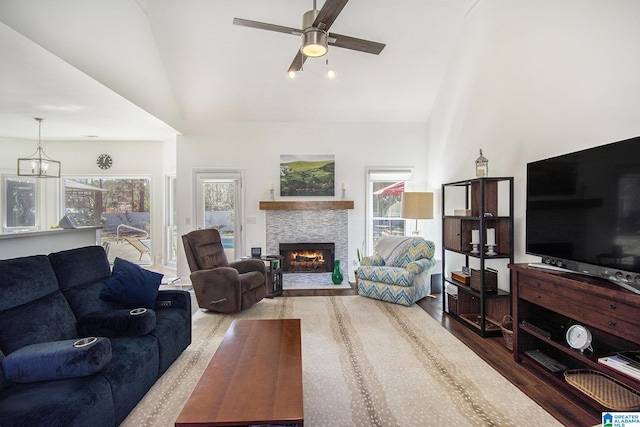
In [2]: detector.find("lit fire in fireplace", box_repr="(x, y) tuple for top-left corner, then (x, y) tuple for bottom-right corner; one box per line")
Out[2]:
(288, 250), (326, 272)
(280, 242), (334, 273)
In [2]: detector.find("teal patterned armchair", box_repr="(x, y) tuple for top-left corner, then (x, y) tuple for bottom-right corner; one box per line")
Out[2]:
(357, 236), (436, 306)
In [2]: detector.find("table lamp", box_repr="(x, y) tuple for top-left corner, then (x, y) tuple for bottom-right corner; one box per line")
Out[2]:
(401, 192), (434, 235)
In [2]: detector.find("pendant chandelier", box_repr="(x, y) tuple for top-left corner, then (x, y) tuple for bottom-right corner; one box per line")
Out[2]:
(17, 118), (61, 178)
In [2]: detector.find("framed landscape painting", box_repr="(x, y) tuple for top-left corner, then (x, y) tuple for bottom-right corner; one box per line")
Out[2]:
(280, 154), (335, 196)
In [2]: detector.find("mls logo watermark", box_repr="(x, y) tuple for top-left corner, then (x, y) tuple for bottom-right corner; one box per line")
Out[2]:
(603, 412), (640, 427)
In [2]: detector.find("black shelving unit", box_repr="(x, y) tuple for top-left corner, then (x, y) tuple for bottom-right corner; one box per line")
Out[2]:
(441, 177), (514, 337)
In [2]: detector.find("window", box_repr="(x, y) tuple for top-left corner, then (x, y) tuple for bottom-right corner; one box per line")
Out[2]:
(166, 175), (177, 266)
(4, 176), (37, 230)
(365, 169), (412, 254)
(64, 177), (151, 265)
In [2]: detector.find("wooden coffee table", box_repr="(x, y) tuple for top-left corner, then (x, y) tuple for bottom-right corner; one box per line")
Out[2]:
(175, 319), (303, 427)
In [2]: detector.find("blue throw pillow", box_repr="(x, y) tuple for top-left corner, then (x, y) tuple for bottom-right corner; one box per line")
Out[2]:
(100, 258), (163, 309)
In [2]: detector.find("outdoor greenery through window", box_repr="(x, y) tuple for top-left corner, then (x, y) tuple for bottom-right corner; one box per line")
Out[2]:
(166, 175), (177, 266)
(4, 177), (37, 230)
(366, 169), (412, 254)
(201, 180), (237, 260)
(64, 178), (151, 265)
(372, 181), (406, 243)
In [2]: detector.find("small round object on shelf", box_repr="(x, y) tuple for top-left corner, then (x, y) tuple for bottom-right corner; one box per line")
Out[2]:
(566, 324), (593, 352)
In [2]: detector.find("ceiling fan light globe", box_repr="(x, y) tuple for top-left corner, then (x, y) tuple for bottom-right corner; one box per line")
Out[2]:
(301, 29), (328, 57)
(302, 44), (327, 57)
(288, 71), (297, 79)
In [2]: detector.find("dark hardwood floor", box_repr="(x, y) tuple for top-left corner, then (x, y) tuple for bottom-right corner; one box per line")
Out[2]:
(285, 284), (599, 427)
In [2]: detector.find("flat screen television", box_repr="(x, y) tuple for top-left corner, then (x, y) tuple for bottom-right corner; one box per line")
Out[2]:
(526, 136), (640, 294)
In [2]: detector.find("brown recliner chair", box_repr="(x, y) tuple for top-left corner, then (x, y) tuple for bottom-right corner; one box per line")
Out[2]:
(182, 229), (266, 313)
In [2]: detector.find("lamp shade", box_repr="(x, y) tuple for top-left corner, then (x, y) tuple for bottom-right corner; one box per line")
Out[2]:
(401, 192), (434, 220)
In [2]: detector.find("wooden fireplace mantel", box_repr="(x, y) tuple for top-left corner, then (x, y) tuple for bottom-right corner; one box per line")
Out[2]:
(259, 200), (354, 210)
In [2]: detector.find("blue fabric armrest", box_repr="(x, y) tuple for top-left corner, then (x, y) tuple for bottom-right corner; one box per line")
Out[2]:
(2, 337), (112, 383)
(155, 289), (191, 311)
(0, 349), (10, 391)
(78, 308), (156, 338)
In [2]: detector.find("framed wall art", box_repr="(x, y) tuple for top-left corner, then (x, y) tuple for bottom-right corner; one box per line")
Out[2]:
(280, 154), (335, 196)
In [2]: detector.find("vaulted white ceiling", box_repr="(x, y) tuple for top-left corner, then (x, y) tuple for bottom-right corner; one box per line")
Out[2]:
(0, 0), (472, 141)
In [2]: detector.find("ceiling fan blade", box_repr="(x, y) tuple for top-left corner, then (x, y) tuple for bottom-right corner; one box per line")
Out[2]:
(329, 32), (385, 55)
(288, 51), (308, 72)
(313, 0), (349, 30)
(233, 18), (301, 36)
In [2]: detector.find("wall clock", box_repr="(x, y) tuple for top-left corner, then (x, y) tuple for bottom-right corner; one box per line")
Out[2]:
(566, 324), (593, 352)
(97, 154), (113, 170)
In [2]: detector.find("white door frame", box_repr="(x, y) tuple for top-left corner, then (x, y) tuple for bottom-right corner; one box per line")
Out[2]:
(193, 169), (244, 259)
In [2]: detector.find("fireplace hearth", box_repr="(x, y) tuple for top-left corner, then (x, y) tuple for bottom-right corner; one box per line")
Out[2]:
(280, 243), (335, 273)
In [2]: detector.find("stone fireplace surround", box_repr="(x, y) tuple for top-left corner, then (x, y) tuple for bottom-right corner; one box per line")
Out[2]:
(264, 209), (349, 270)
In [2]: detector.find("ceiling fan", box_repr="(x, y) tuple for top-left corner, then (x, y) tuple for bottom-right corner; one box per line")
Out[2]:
(233, 0), (385, 73)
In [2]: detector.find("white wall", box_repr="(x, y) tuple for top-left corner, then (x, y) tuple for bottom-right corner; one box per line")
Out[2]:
(0, 137), (171, 264)
(7, 1), (637, 283)
(0, 136), (59, 229)
(0, 0), (183, 132)
(175, 121), (432, 280)
(427, 0), (640, 265)
(1, 122), (436, 279)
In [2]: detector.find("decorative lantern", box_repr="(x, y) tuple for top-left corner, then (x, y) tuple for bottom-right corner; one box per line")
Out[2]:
(17, 118), (61, 178)
(475, 149), (488, 177)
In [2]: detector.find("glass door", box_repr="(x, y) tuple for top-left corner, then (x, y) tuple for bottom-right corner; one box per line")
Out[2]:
(195, 172), (242, 261)
(166, 175), (177, 267)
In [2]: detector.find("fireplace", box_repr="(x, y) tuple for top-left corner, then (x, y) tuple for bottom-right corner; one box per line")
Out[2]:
(279, 243), (335, 273)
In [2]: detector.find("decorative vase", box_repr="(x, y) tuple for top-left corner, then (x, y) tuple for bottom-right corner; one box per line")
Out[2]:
(331, 260), (343, 285)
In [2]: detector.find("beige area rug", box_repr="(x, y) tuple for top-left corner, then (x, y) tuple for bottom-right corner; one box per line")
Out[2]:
(121, 296), (562, 427)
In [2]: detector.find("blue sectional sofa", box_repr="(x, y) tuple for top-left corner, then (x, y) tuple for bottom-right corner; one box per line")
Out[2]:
(0, 245), (192, 426)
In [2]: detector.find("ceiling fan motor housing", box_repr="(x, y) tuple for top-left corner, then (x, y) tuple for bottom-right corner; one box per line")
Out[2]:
(302, 9), (320, 29)
(301, 9), (328, 57)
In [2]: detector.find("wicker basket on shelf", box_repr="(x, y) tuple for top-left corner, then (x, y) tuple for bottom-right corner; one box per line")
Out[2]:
(565, 369), (640, 411)
(501, 315), (513, 351)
